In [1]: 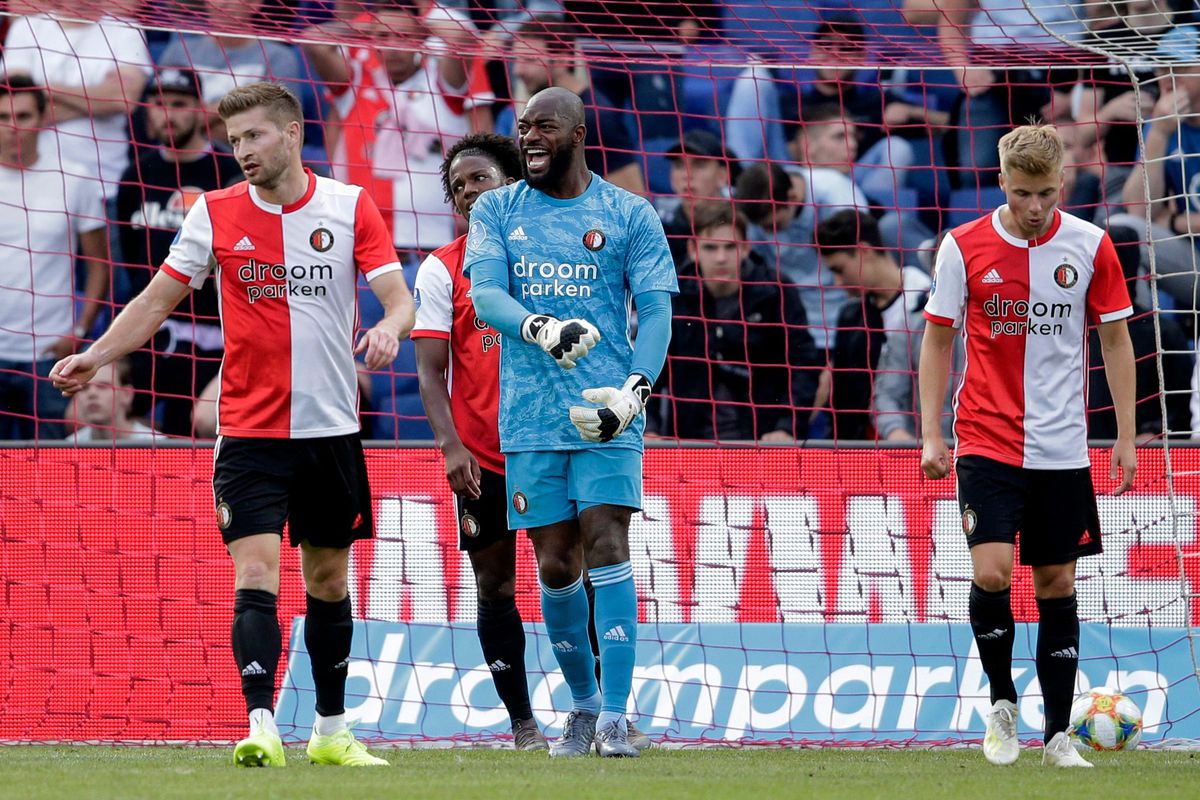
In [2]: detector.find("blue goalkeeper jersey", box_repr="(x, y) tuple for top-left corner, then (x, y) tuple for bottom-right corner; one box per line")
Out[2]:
(464, 173), (677, 453)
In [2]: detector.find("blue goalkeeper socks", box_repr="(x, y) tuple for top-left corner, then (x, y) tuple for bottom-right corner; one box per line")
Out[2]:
(590, 561), (637, 715)
(540, 573), (601, 714)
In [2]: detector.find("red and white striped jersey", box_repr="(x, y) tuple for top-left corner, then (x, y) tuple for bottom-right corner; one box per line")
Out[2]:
(161, 170), (402, 439)
(924, 208), (1132, 469)
(411, 235), (503, 474)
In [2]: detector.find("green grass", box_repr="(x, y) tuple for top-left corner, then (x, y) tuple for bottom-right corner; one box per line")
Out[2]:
(2, 746), (1196, 800)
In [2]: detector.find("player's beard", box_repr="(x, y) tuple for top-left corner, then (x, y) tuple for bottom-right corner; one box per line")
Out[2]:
(522, 145), (574, 191)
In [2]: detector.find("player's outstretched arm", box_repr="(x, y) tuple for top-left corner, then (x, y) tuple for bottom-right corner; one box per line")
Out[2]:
(358, 270), (415, 371)
(50, 270), (192, 396)
(918, 320), (957, 479)
(1098, 318), (1137, 495)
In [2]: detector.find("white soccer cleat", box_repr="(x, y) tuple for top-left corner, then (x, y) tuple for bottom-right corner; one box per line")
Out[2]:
(983, 699), (1020, 766)
(1043, 731), (1094, 768)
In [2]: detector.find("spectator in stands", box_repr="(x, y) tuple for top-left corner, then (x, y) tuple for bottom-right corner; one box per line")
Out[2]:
(64, 358), (165, 443)
(734, 162), (846, 354)
(2, 3), (153, 197)
(158, 0), (307, 143)
(657, 130), (739, 265)
(115, 67), (242, 437)
(1089, 226), (1191, 441)
(817, 210), (954, 441)
(501, 13), (646, 193)
(0, 77), (108, 440)
(649, 201), (820, 442)
(304, 3), (475, 259)
(724, 11), (937, 206)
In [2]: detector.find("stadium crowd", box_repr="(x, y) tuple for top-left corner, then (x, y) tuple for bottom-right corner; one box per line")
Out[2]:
(0, 0), (1196, 443)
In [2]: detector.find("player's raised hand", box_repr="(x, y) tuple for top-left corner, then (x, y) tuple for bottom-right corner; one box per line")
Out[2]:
(920, 437), (951, 480)
(569, 375), (651, 443)
(50, 352), (101, 397)
(355, 325), (402, 371)
(1110, 438), (1136, 496)
(521, 314), (601, 369)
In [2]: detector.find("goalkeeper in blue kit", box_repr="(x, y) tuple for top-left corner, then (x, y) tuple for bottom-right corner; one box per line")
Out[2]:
(464, 87), (676, 758)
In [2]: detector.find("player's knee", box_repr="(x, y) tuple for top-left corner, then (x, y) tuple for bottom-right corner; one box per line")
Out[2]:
(475, 571), (516, 604)
(973, 568), (1012, 593)
(236, 560), (278, 591)
(537, 553), (581, 589)
(304, 564), (348, 601)
(1034, 569), (1076, 599)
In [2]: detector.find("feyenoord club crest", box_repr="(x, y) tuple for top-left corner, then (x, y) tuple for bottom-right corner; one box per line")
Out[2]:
(583, 229), (606, 251)
(962, 508), (978, 537)
(460, 513), (480, 538)
(1054, 261), (1078, 289)
(310, 227), (334, 252)
(216, 501), (233, 530)
(512, 491), (529, 515)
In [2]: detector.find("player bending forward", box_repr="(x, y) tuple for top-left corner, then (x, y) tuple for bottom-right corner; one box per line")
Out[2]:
(919, 124), (1136, 768)
(51, 83), (415, 767)
(463, 88), (676, 757)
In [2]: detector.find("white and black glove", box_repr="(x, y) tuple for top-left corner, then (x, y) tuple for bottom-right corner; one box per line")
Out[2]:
(521, 314), (602, 370)
(569, 374), (652, 443)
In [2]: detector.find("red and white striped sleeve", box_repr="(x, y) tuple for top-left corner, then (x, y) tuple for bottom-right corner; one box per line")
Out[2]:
(1086, 232), (1134, 324)
(353, 189), (403, 281)
(410, 252), (454, 341)
(161, 194), (216, 288)
(924, 232), (968, 329)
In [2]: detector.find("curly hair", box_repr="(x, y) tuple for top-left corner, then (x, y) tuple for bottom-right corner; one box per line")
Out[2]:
(440, 133), (523, 204)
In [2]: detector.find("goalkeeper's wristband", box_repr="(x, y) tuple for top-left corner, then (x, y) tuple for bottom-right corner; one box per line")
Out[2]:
(520, 314), (553, 345)
(623, 374), (652, 409)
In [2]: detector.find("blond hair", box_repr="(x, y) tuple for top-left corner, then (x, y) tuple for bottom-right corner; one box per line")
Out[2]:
(217, 82), (303, 129)
(998, 124), (1064, 177)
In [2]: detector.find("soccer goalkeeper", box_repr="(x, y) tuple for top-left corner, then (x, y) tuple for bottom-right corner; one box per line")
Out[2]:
(464, 87), (676, 757)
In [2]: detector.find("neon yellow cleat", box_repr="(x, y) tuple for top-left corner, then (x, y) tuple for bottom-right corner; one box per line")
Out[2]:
(233, 726), (287, 768)
(306, 729), (389, 766)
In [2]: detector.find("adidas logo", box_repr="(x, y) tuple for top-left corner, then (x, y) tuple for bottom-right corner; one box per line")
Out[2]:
(602, 625), (630, 643)
(982, 268), (1003, 284)
(241, 660), (267, 677)
(234, 235), (256, 251)
(488, 659), (511, 672)
(1050, 647), (1078, 659)
(508, 226), (528, 241)
(976, 628), (1008, 641)
(552, 640), (577, 653)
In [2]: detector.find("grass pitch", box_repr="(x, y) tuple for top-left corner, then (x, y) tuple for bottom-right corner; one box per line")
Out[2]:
(3, 746), (1196, 799)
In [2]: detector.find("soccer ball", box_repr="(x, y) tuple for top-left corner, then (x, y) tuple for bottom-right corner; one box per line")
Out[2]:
(1069, 688), (1143, 751)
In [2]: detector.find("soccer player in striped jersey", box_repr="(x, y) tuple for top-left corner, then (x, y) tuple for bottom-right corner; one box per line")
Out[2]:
(51, 83), (414, 768)
(464, 87), (676, 758)
(919, 124), (1136, 768)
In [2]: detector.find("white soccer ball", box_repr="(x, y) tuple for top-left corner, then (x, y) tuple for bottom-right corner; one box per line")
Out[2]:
(1069, 688), (1143, 751)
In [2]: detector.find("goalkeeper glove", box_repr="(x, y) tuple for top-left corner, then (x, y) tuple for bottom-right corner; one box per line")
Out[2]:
(569, 374), (652, 443)
(521, 314), (602, 370)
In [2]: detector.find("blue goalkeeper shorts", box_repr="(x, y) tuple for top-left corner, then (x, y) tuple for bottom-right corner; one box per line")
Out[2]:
(505, 448), (643, 529)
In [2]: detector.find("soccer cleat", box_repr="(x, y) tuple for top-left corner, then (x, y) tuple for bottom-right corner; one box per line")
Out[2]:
(626, 720), (652, 751)
(983, 699), (1020, 766)
(233, 725), (286, 768)
(548, 709), (597, 758)
(1043, 731), (1094, 768)
(594, 718), (640, 758)
(512, 717), (549, 751)
(306, 729), (389, 766)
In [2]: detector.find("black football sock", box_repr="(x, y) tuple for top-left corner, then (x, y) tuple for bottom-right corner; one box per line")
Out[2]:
(585, 576), (602, 682)
(1037, 593), (1080, 743)
(969, 583), (1018, 705)
(305, 593), (353, 717)
(476, 598), (533, 722)
(232, 589), (281, 713)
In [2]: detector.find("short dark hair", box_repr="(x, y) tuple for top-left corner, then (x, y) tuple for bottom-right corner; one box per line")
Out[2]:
(515, 13), (576, 55)
(800, 103), (848, 128)
(814, 209), (881, 257)
(734, 163), (791, 226)
(0, 74), (47, 115)
(691, 200), (748, 240)
(217, 82), (303, 129)
(440, 133), (523, 203)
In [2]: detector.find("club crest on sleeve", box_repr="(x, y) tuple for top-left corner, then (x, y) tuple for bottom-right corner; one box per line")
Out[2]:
(962, 507), (978, 537)
(216, 501), (233, 530)
(1054, 261), (1078, 289)
(310, 227), (334, 252)
(468, 220), (487, 250)
(460, 512), (480, 538)
(512, 491), (528, 515)
(583, 229), (606, 251)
